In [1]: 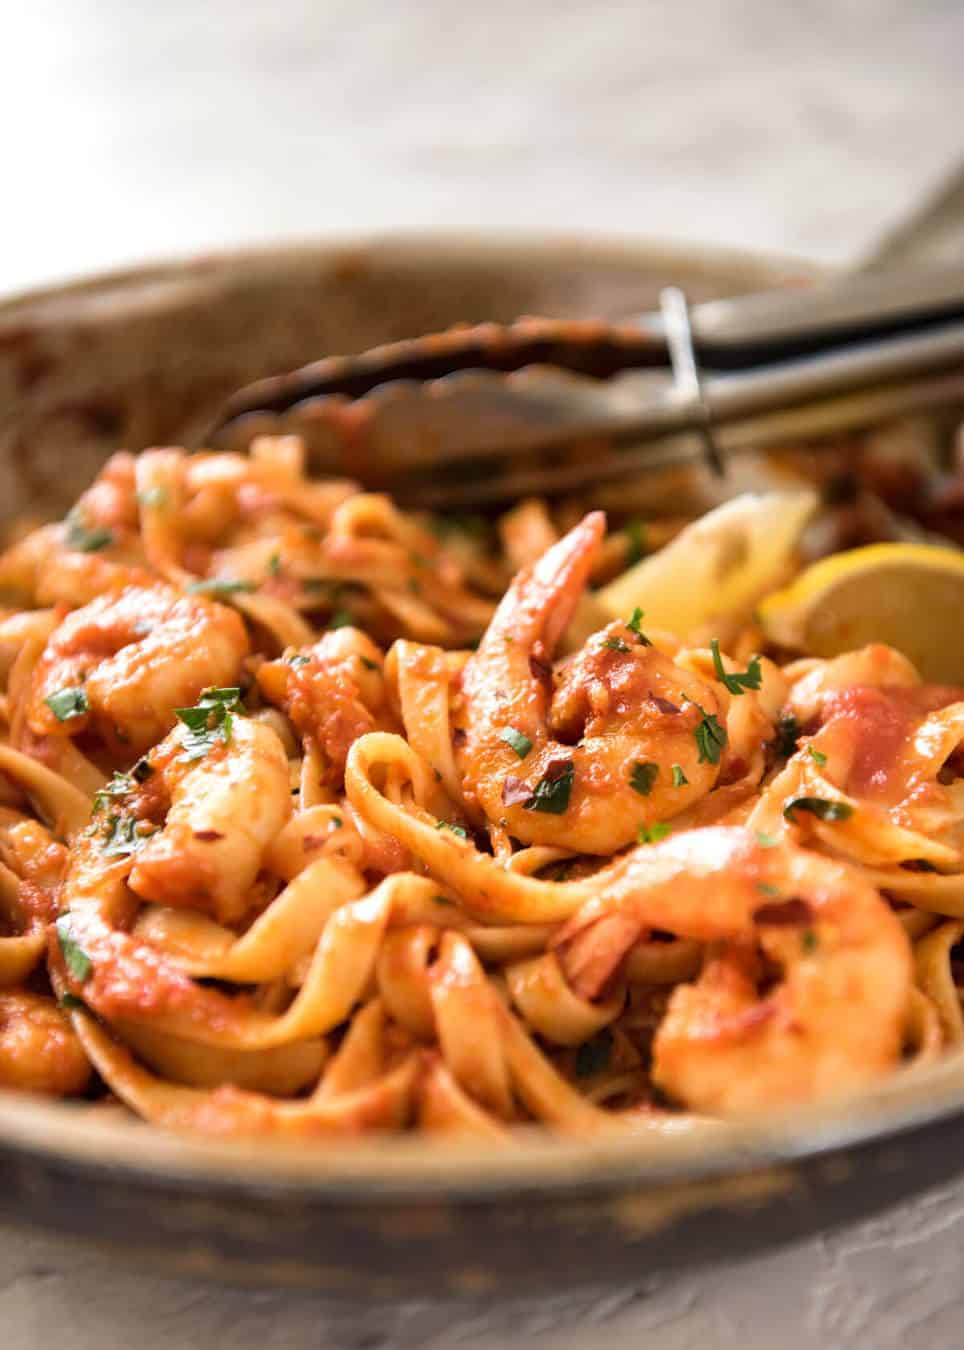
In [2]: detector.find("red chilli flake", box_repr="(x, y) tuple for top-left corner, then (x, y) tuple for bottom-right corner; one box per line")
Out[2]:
(193, 829), (225, 842)
(542, 754), (573, 782)
(752, 897), (814, 926)
(452, 727), (467, 748)
(649, 693), (681, 715)
(502, 776), (532, 807)
(529, 654), (553, 687)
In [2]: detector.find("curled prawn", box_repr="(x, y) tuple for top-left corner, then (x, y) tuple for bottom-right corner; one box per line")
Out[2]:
(128, 715), (291, 924)
(555, 826), (912, 1114)
(456, 512), (725, 853)
(27, 584), (249, 755)
(257, 626), (389, 785)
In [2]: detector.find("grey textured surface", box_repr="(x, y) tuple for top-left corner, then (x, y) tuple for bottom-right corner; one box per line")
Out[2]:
(3, 1), (964, 1345)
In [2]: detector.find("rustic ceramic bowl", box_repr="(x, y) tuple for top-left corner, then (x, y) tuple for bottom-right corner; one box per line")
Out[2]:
(1, 233), (962, 1297)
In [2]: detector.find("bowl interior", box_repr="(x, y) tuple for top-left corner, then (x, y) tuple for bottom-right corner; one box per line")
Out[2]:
(3, 230), (952, 1202)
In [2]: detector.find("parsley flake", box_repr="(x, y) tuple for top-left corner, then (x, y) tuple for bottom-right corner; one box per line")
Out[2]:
(56, 914), (93, 982)
(329, 611), (353, 629)
(693, 704), (727, 764)
(433, 894), (455, 907)
(436, 821), (468, 839)
(93, 771), (135, 814)
(100, 814), (153, 858)
(604, 636), (631, 653)
(64, 508), (114, 554)
(59, 993), (86, 1012)
(757, 881), (781, 897)
(637, 821), (671, 845)
(783, 797), (854, 824)
(286, 653), (311, 668)
(267, 553), (282, 577)
(575, 1028), (613, 1078)
(808, 746), (828, 767)
(801, 930), (819, 954)
(524, 761), (575, 815)
(498, 726), (533, 760)
(627, 607), (652, 646)
(359, 656), (379, 672)
(671, 764), (689, 787)
(630, 761), (659, 796)
(45, 686), (89, 722)
(174, 687), (244, 762)
(187, 577), (256, 597)
(710, 639), (763, 695)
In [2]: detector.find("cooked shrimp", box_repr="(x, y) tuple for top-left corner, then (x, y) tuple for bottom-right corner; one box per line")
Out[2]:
(27, 584), (249, 754)
(554, 826), (911, 1114)
(0, 991), (91, 1095)
(129, 715), (291, 924)
(257, 626), (388, 784)
(456, 513), (725, 853)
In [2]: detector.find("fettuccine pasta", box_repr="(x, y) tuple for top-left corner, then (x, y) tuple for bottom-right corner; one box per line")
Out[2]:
(0, 435), (960, 1140)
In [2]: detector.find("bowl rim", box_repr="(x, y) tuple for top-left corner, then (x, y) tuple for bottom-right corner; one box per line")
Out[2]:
(3, 228), (951, 1206)
(0, 226), (821, 319)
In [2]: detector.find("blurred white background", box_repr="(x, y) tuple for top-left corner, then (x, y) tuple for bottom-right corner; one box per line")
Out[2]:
(2, 0), (963, 294)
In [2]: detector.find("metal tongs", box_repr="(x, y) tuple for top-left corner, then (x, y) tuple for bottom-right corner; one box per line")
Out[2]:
(203, 262), (964, 507)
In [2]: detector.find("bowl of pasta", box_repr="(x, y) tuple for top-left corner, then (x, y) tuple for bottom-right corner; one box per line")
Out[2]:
(1, 232), (964, 1297)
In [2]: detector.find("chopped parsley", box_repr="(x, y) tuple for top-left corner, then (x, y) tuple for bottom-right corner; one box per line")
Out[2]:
(498, 726), (533, 760)
(187, 577), (256, 597)
(801, 930), (819, 954)
(329, 611), (353, 629)
(575, 1028), (613, 1078)
(436, 821), (468, 839)
(64, 508), (114, 554)
(267, 553), (282, 576)
(44, 686), (89, 722)
(630, 761), (659, 796)
(624, 519), (648, 566)
(330, 816), (343, 829)
(637, 821), (671, 845)
(524, 761), (575, 815)
(775, 713), (800, 759)
(286, 653), (311, 668)
(710, 639), (762, 696)
(100, 814), (153, 858)
(93, 770), (136, 814)
(132, 757), (153, 782)
(55, 915), (93, 982)
(671, 764), (688, 788)
(756, 881), (781, 897)
(808, 746), (828, 767)
(604, 636), (631, 653)
(174, 687), (244, 762)
(627, 607), (652, 646)
(783, 796), (854, 824)
(433, 894), (455, 907)
(359, 656), (379, 672)
(755, 830), (780, 848)
(59, 993), (86, 1012)
(693, 705), (727, 764)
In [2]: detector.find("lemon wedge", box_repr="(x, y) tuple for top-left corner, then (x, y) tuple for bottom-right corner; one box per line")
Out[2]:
(596, 490), (818, 640)
(758, 542), (964, 682)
